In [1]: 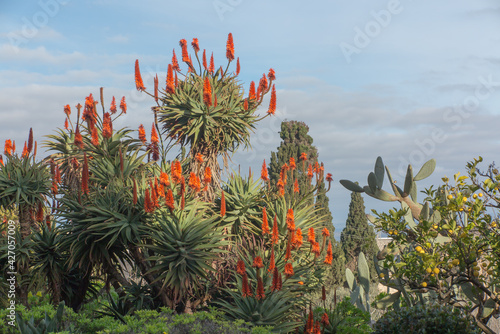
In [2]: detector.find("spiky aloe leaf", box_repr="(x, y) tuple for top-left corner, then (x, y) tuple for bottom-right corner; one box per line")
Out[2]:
(403, 165), (413, 196)
(357, 252), (370, 295)
(414, 159), (436, 181)
(339, 180), (364, 193)
(374, 156), (384, 189)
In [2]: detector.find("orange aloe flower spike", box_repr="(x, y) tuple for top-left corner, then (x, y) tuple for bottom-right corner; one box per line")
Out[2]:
(166, 64), (175, 94)
(236, 57), (240, 75)
(202, 49), (207, 70)
(120, 96), (127, 113)
(226, 33), (235, 61)
(203, 77), (212, 107)
(172, 49), (180, 71)
(271, 216), (279, 244)
(135, 59), (146, 91)
(191, 38), (200, 53)
(262, 207), (270, 235)
(209, 52), (215, 74)
(220, 191), (226, 217)
(110, 96), (117, 114)
(267, 85), (276, 115)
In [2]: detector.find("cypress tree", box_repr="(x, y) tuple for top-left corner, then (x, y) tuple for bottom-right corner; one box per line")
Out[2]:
(268, 120), (345, 285)
(341, 191), (379, 281)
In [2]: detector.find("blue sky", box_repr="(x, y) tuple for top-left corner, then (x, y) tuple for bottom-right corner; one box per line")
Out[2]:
(1, 0), (500, 237)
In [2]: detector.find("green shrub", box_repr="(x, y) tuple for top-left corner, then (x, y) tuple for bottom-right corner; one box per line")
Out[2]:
(373, 303), (480, 334)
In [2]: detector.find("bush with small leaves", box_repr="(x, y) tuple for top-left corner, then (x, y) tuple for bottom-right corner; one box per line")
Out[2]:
(373, 303), (480, 334)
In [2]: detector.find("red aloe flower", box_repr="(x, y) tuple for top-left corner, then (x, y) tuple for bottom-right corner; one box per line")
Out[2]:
(271, 267), (281, 291)
(271, 216), (279, 244)
(180, 39), (189, 62)
(294, 179), (299, 193)
(268, 248), (275, 273)
(259, 74), (268, 93)
(91, 124), (99, 146)
(280, 163), (288, 185)
(4, 140), (12, 156)
(202, 49), (207, 70)
(326, 173), (333, 182)
(220, 191), (226, 217)
(203, 77), (212, 107)
(322, 227), (330, 237)
(321, 312), (330, 326)
(119, 96), (127, 114)
(243, 99), (248, 110)
(64, 104), (71, 116)
(313, 321), (321, 334)
(284, 263), (294, 277)
(188, 172), (201, 192)
(252, 256), (264, 269)
(312, 241), (320, 258)
(308, 228), (316, 244)
(307, 163), (314, 179)
(82, 94), (96, 124)
(81, 153), (89, 195)
(209, 52), (215, 74)
(289, 157), (296, 170)
(277, 179), (285, 196)
(64, 118), (69, 130)
(262, 207), (270, 235)
(256, 276), (265, 300)
(36, 201), (44, 222)
(241, 272), (252, 297)
(165, 188), (175, 213)
(268, 85), (276, 115)
(102, 112), (113, 139)
(306, 306), (314, 333)
(110, 96), (117, 114)
(195, 153), (203, 163)
(226, 33), (235, 61)
(151, 181), (159, 208)
(236, 260), (246, 275)
(191, 38), (200, 52)
(324, 241), (333, 265)
(261, 160), (269, 181)
(286, 208), (295, 232)
(268, 68), (276, 81)
(132, 178), (137, 205)
(160, 172), (170, 186)
(144, 188), (153, 213)
(248, 81), (256, 100)
(236, 57), (240, 75)
(151, 124), (159, 144)
(294, 228), (303, 249)
(74, 126), (83, 149)
(203, 167), (212, 185)
(27, 128), (33, 154)
(172, 49), (180, 71)
(300, 152), (307, 161)
(166, 64), (175, 94)
(135, 59), (146, 91)
(138, 124), (147, 144)
(21, 142), (28, 158)
(172, 160), (182, 184)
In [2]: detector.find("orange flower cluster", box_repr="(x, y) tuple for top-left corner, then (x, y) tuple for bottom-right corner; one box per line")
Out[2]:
(241, 272), (252, 297)
(286, 208), (295, 232)
(308, 228), (315, 244)
(172, 49), (180, 71)
(4, 139), (12, 156)
(82, 94), (97, 125)
(179, 39), (189, 62)
(262, 207), (270, 235)
(203, 77), (212, 107)
(209, 52), (215, 74)
(226, 33), (235, 61)
(307, 163), (314, 179)
(271, 267), (282, 291)
(271, 216), (279, 245)
(110, 96), (117, 114)
(166, 64), (175, 94)
(261, 160), (269, 181)
(188, 172), (201, 192)
(191, 38), (200, 53)
(64, 104), (71, 116)
(326, 173), (333, 182)
(294, 179), (299, 193)
(203, 167), (211, 187)
(256, 277), (265, 300)
(289, 157), (296, 170)
(172, 161), (183, 184)
(150, 124), (159, 144)
(165, 188), (175, 213)
(74, 126), (83, 149)
(324, 241), (333, 265)
(144, 188), (154, 213)
(300, 152), (307, 161)
(138, 124), (147, 144)
(268, 85), (276, 115)
(236, 57), (240, 75)
(120, 96), (127, 114)
(202, 50), (208, 70)
(135, 59), (146, 91)
(279, 163), (288, 185)
(248, 81), (256, 101)
(284, 263), (294, 277)
(268, 68), (276, 81)
(91, 124), (99, 146)
(220, 191), (226, 216)
(236, 260), (246, 275)
(252, 256), (264, 269)
(102, 112), (113, 139)
(293, 228), (303, 249)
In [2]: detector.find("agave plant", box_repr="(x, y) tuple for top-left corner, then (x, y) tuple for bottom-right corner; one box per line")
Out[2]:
(136, 34), (277, 199)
